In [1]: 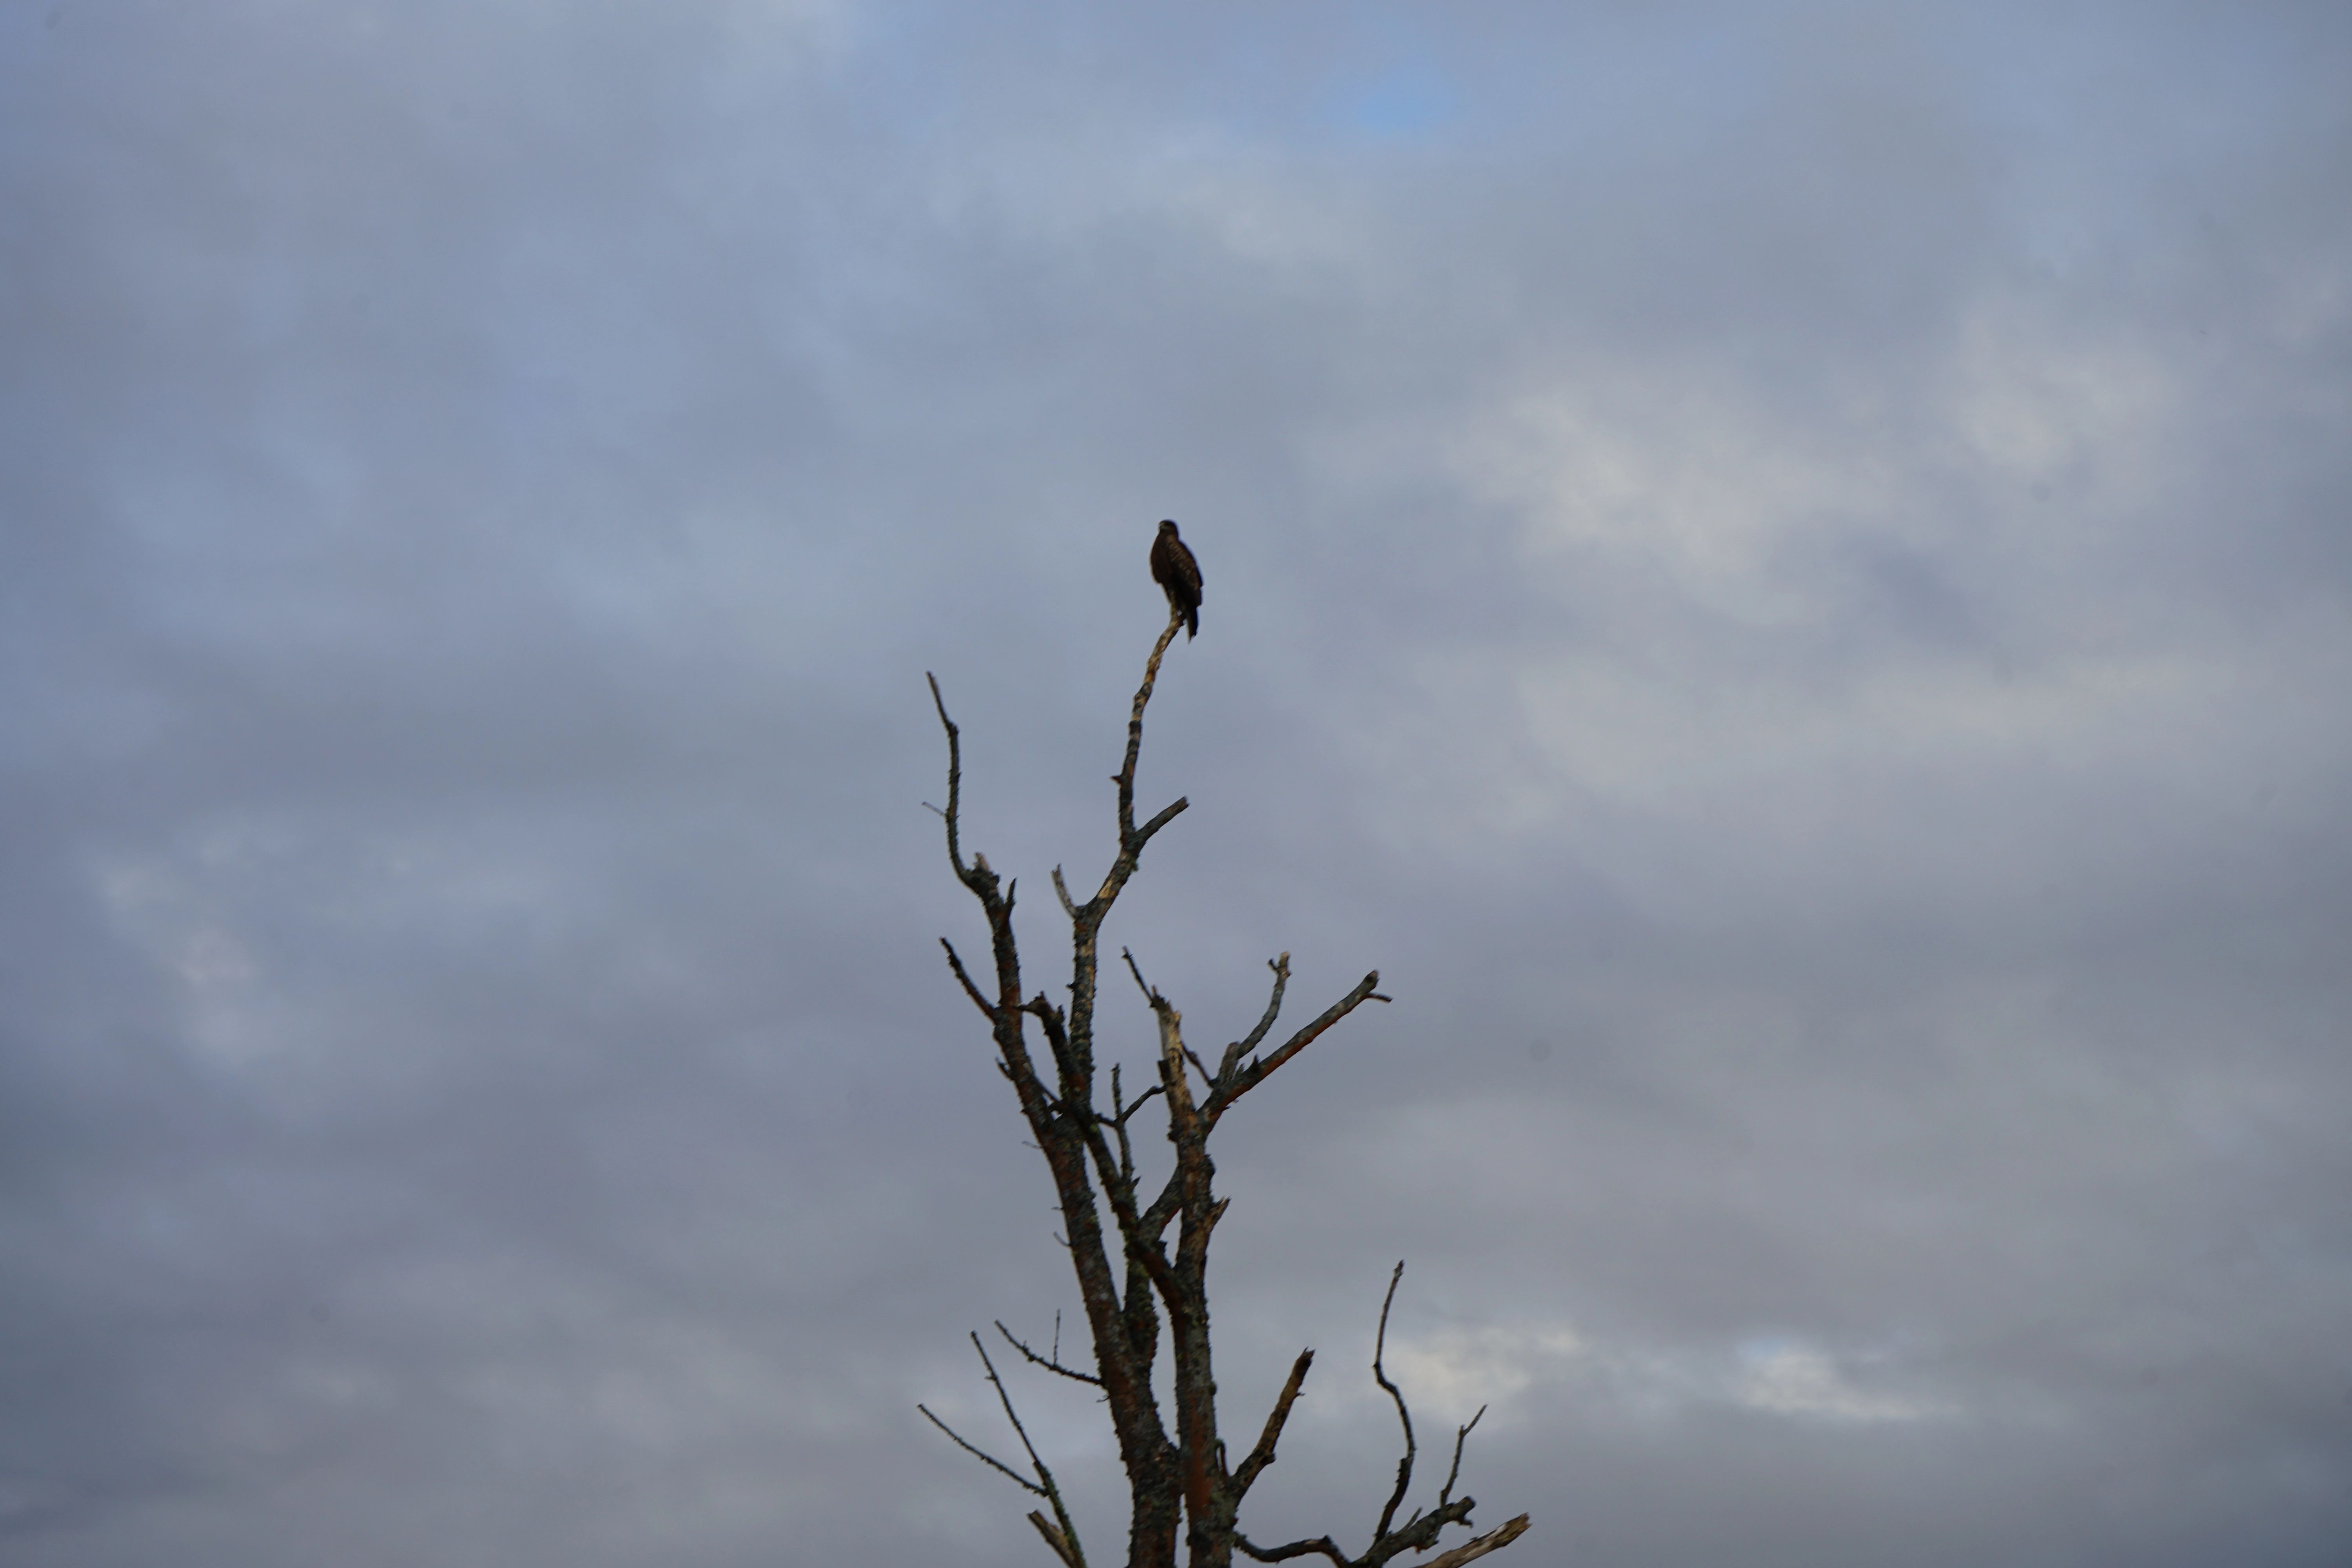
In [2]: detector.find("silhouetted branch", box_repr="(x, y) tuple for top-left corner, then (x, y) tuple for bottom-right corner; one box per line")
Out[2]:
(1371, 1263), (1416, 1542)
(921, 1333), (1089, 1568)
(916, 1403), (1044, 1497)
(1235, 1270), (1503, 1568)
(1214, 955), (1292, 1087)
(1106, 1071), (1165, 1130)
(926, 672), (969, 878)
(998, 1317), (1102, 1388)
(1112, 613), (1185, 848)
(1235, 1532), (1351, 1565)
(1121, 946), (1156, 1003)
(1439, 1406), (1486, 1508)
(1233, 1348), (1315, 1499)
(940, 938), (995, 1018)
(1211, 969), (1388, 1122)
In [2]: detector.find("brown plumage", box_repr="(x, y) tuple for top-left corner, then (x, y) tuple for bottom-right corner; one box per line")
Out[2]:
(1149, 519), (1202, 640)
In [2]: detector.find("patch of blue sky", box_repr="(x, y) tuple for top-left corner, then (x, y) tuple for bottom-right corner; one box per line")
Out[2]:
(1337, 62), (1459, 142)
(1306, 12), (1775, 161)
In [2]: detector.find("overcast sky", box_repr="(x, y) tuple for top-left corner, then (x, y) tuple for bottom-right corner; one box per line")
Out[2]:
(4, 3), (2349, 1564)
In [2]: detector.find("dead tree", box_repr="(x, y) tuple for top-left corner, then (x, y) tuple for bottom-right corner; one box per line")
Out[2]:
(921, 606), (1530, 1568)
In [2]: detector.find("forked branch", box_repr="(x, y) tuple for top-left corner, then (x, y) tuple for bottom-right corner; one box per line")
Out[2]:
(998, 1316), (1103, 1388)
(1234, 1264), (1508, 1568)
(1207, 969), (1390, 1123)
(918, 1333), (1088, 1568)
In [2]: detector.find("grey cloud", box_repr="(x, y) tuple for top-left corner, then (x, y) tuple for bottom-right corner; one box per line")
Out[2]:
(4, 2), (2348, 1564)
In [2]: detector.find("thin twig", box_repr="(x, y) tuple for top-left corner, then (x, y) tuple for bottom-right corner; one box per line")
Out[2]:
(997, 1319), (1102, 1387)
(1109, 1083), (1165, 1130)
(1120, 946), (1156, 1002)
(974, 1334), (1044, 1470)
(1214, 955), (1292, 1087)
(973, 1333), (1089, 1568)
(917, 1403), (1045, 1497)
(926, 673), (968, 877)
(1371, 1262), (1415, 1543)
(1438, 1406), (1486, 1508)
(941, 938), (995, 1017)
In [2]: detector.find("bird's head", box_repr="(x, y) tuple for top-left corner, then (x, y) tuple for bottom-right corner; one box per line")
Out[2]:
(1158, 519), (1180, 537)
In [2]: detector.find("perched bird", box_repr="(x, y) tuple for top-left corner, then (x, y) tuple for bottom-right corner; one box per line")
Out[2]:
(1150, 519), (1203, 640)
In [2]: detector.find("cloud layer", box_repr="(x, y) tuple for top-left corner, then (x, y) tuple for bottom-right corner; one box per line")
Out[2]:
(4, 3), (2348, 1564)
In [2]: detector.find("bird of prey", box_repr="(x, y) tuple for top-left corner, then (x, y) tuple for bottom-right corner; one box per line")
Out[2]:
(1150, 519), (1202, 640)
